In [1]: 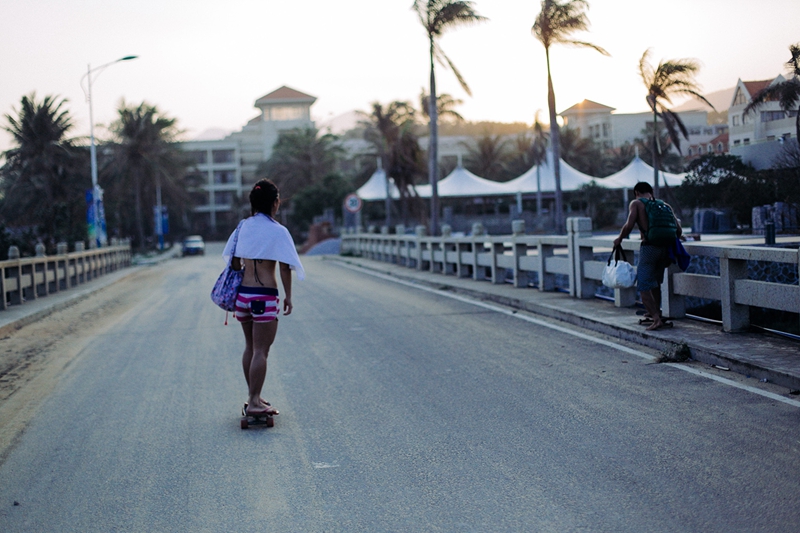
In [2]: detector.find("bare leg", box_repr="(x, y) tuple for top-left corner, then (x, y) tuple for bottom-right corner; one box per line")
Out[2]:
(241, 321), (254, 388)
(247, 320), (278, 414)
(641, 289), (664, 330)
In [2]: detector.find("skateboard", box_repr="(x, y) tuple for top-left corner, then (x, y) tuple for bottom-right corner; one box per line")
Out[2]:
(240, 403), (275, 429)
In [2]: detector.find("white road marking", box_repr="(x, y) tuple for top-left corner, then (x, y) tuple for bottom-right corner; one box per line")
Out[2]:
(340, 263), (800, 409)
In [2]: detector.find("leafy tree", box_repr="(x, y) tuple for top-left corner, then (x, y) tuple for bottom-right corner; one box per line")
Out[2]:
(743, 43), (800, 143)
(413, 0), (487, 234)
(532, 0), (608, 233)
(461, 133), (510, 181)
(638, 48), (713, 196)
(290, 173), (353, 233)
(258, 128), (343, 200)
(578, 180), (617, 229)
(106, 101), (190, 250)
(0, 93), (88, 251)
(679, 154), (758, 224)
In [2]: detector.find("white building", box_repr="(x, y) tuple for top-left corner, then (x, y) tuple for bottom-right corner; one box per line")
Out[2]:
(728, 76), (797, 169)
(559, 99), (725, 152)
(181, 86), (316, 233)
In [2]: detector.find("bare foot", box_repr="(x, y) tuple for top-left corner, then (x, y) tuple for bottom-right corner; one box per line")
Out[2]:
(646, 320), (663, 331)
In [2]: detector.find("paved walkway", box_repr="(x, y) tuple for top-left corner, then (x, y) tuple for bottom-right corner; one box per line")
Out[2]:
(329, 255), (800, 392)
(0, 247), (179, 338)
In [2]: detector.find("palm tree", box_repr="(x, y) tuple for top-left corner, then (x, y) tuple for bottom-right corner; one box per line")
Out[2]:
(259, 127), (343, 200)
(744, 43), (800, 143)
(1, 93), (88, 249)
(461, 133), (510, 181)
(532, 0), (608, 234)
(359, 101), (417, 226)
(413, 0), (487, 235)
(638, 48), (713, 196)
(360, 101), (426, 226)
(107, 101), (189, 250)
(419, 90), (465, 124)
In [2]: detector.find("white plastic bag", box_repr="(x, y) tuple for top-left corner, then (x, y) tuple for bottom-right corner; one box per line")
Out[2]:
(602, 246), (636, 289)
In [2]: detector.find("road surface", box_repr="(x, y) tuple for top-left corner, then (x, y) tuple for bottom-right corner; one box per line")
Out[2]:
(0, 243), (798, 532)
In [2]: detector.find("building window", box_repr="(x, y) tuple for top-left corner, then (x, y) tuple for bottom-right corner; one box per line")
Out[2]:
(688, 147), (693, 156)
(761, 111), (786, 122)
(602, 123), (610, 138)
(717, 142), (723, 152)
(212, 150), (234, 164)
(767, 135), (776, 142)
(698, 146), (704, 155)
(733, 88), (747, 106)
(743, 138), (750, 145)
(270, 105), (305, 121)
(214, 170), (235, 184)
(188, 150), (207, 165)
(733, 140), (741, 146)
(214, 191), (233, 205)
(732, 115), (740, 126)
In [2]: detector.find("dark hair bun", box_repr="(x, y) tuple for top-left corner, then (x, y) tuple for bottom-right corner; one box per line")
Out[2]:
(250, 179), (279, 216)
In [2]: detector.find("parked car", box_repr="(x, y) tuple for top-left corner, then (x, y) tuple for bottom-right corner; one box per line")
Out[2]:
(182, 235), (205, 256)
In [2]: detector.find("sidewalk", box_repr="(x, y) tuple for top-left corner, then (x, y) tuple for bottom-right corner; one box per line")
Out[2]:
(329, 255), (800, 392)
(0, 247), (179, 338)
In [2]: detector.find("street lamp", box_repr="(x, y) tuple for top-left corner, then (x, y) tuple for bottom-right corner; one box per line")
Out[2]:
(80, 55), (138, 248)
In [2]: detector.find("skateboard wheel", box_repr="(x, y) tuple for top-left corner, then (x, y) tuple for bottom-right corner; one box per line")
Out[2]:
(240, 418), (249, 430)
(266, 417), (274, 428)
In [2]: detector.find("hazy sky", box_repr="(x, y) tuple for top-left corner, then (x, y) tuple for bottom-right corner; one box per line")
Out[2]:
(1, 0), (798, 153)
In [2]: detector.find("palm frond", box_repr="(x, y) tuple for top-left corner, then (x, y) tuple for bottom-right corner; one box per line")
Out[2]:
(786, 43), (800, 77)
(562, 39), (609, 56)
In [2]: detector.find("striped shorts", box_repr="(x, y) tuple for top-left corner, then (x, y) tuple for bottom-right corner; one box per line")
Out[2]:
(235, 286), (279, 323)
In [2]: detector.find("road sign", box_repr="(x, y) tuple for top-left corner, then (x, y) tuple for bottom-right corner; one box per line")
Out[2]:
(344, 194), (362, 214)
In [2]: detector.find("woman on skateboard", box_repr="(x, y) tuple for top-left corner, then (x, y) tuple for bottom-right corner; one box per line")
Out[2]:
(222, 179), (304, 417)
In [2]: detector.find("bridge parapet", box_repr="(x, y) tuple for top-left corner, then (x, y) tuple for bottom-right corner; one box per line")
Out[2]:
(341, 218), (799, 334)
(0, 243), (132, 311)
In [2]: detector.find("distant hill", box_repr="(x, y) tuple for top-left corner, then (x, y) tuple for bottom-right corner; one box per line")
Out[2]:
(674, 87), (734, 112)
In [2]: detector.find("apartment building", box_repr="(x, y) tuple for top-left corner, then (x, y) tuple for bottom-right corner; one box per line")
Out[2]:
(181, 86), (316, 233)
(559, 99), (725, 153)
(728, 76), (797, 169)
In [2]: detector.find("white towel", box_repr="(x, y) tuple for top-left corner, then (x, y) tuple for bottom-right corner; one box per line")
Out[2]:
(222, 214), (305, 280)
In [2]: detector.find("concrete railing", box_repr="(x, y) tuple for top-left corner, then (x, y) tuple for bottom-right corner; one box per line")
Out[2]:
(341, 218), (800, 333)
(0, 243), (132, 311)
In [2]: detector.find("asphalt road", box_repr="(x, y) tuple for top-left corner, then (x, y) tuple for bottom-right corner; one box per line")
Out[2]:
(1, 243), (799, 532)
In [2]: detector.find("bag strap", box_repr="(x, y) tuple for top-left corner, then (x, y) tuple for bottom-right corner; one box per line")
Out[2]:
(608, 244), (629, 266)
(228, 219), (245, 266)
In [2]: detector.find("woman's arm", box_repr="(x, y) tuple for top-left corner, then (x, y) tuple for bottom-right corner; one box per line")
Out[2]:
(279, 262), (293, 315)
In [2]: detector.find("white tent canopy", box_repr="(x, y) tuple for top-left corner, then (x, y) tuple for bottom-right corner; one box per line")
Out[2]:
(355, 168), (401, 200)
(600, 156), (685, 189)
(499, 150), (597, 194)
(415, 165), (510, 198)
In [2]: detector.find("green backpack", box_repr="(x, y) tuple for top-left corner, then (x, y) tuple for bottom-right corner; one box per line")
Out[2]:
(640, 198), (677, 246)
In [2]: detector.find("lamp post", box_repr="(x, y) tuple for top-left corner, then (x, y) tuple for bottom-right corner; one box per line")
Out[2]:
(80, 55), (137, 248)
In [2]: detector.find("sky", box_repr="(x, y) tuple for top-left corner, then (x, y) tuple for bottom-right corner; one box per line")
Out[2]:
(1, 0), (799, 154)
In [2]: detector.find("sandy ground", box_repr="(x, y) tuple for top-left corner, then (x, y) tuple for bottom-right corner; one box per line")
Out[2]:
(0, 267), (162, 463)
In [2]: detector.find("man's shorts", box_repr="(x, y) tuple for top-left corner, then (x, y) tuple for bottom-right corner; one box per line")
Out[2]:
(637, 243), (670, 292)
(235, 286), (279, 323)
